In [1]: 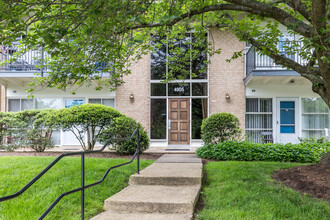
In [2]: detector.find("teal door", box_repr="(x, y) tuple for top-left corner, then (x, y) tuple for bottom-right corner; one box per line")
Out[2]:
(277, 98), (298, 144)
(280, 101), (295, 133)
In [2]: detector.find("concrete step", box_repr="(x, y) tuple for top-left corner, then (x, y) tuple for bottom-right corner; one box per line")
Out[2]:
(129, 163), (202, 186)
(104, 185), (201, 214)
(91, 210), (192, 220)
(155, 154), (202, 163)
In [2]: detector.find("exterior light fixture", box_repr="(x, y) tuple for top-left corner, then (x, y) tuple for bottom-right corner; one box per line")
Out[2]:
(290, 79), (295, 84)
(225, 93), (230, 102)
(129, 94), (134, 102)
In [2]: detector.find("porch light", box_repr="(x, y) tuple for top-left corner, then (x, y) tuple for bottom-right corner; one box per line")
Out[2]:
(225, 93), (230, 102)
(129, 94), (134, 102)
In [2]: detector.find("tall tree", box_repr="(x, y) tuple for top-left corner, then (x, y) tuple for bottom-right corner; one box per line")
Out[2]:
(0, 0), (329, 106)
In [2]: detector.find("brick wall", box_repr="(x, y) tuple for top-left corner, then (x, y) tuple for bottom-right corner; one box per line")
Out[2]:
(115, 54), (150, 133)
(0, 85), (6, 112)
(209, 28), (246, 129)
(116, 30), (246, 137)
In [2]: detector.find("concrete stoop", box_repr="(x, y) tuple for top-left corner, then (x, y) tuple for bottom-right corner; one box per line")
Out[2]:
(129, 163), (202, 185)
(91, 211), (192, 220)
(91, 154), (202, 220)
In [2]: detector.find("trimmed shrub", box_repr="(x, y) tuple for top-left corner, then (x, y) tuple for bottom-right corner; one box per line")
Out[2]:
(98, 115), (149, 154)
(196, 141), (330, 163)
(201, 113), (242, 144)
(45, 104), (122, 151)
(0, 110), (56, 152)
(14, 109), (56, 152)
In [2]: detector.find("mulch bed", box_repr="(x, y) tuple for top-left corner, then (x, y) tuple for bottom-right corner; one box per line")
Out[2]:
(273, 164), (330, 201)
(0, 151), (164, 160)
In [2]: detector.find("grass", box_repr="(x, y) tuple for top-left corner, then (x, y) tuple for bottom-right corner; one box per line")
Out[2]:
(0, 156), (154, 220)
(196, 161), (330, 220)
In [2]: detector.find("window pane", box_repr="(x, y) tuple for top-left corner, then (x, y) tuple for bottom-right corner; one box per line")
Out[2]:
(151, 99), (166, 139)
(36, 99), (62, 109)
(168, 35), (191, 79)
(280, 109), (295, 124)
(192, 99), (208, 139)
(150, 36), (166, 80)
(245, 114), (272, 129)
(65, 99), (84, 108)
(302, 98), (328, 113)
(21, 99), (33, 110)
(168, 83), (190, 96)
(260, 99), (272, 112)
(302, 130), (325, 139)
(102, 99), (115, 108)
(302, 114), (329, 129)
(191, 34), (207, 79)
(89, 99), (101, 104)
(51, 130), (61, 145)
(8, 99), (20, 112)
(151, 83), (166, 96)
(280, 101), (294, 109)
(192, 83), (207, 96)
(281, 126), (295, 133)
(246, 99), (258, 112)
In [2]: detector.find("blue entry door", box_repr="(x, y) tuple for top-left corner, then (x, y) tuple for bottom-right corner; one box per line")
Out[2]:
(277, 99), (298, 144)
(280, 101), (295, 133)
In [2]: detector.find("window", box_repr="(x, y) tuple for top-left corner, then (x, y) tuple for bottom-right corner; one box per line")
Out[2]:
(151, 33), (208, 80)
(88, 98), (115, 108)
(65, 98), (84, 108)
(150, 99), (167, 139)
(150, 33), (208, 141)
(302, 98), (330, 138)
(8, 99), (34, 112)
(245, 98), (273, 143)
(192, 98), (208, 139)
(36, 99), (61, 109)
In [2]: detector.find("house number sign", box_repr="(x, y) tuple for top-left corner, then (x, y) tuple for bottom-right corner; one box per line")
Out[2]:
(174, 87), (184, 92)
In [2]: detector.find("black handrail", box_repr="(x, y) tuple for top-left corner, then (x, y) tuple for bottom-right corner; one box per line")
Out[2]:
(0, 127), (141, 220)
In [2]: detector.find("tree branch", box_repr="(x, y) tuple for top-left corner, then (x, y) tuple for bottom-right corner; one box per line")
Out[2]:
(226, 0), (313, 38)
(129, 2), (313, 38)
(284, 0), (312, 22)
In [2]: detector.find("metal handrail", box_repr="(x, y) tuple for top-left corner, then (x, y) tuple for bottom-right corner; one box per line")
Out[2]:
(0, 127), (141, 220)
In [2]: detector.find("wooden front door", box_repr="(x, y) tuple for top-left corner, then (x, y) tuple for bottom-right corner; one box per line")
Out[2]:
(168, 98), (190, 145)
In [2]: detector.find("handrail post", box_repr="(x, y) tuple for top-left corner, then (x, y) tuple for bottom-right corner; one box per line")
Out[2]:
(137, 127), (140, 174)
(81, 154), (85, 220)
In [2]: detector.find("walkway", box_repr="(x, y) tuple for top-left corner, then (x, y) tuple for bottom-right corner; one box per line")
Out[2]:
(91, 154), (203, 220)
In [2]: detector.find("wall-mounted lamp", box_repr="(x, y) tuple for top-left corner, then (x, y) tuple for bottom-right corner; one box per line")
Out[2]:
(290, 79), (295, 84)
(225, 93), (230, 102)
(129, 94), (134, 102)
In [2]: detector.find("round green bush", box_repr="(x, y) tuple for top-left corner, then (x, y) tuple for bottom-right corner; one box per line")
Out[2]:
(99, 115), (149, 154)
(201, 113), (241, 144)
(45, 104), (122, 151)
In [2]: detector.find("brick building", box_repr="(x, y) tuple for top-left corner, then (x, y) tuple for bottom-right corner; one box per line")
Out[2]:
(0, 29), (329, 149)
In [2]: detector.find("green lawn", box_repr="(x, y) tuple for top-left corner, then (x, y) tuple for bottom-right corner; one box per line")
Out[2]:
(0, 156), (154, 220)
(197, 161), (330, 220)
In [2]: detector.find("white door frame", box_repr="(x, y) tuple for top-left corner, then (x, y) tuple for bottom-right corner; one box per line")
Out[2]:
(276, 98), (299, 144)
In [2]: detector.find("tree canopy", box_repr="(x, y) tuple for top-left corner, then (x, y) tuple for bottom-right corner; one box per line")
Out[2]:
(0, 0), (329, 106)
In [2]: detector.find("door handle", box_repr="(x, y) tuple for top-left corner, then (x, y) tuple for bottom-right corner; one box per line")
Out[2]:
(168, 120), (171, 130)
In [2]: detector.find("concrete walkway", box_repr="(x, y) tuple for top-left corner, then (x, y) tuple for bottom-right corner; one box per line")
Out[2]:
(91, 154), (202, 220)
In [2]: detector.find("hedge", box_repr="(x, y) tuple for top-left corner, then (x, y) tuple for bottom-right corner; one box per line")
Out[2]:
(196, 141), (330, 163)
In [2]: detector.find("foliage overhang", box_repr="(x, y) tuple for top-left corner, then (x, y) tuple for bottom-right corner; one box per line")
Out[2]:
(0, 0), (329, 106)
